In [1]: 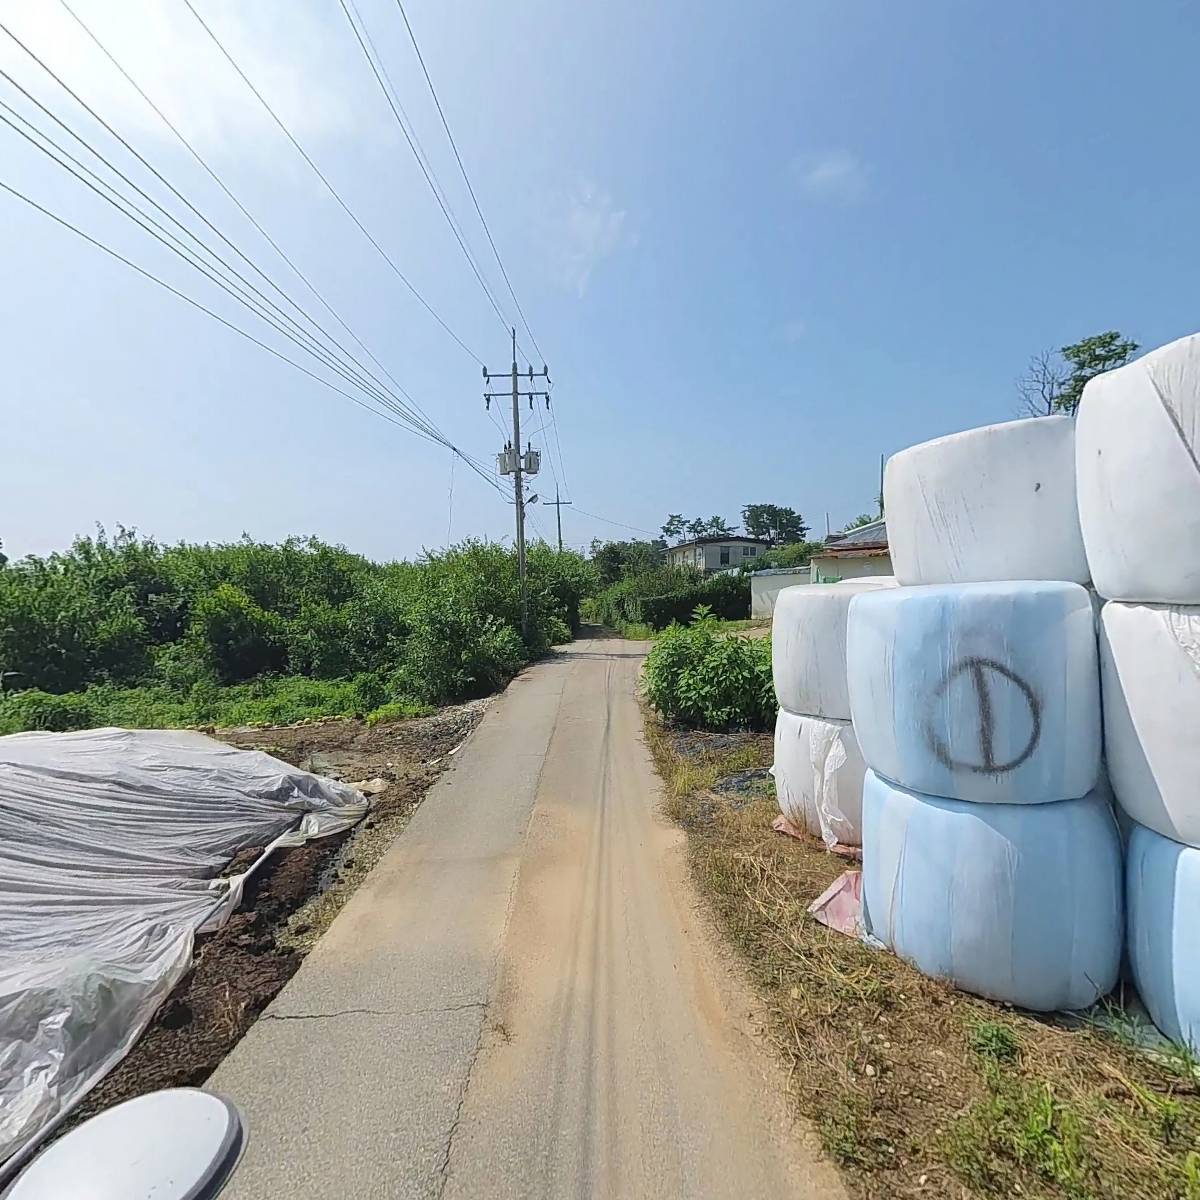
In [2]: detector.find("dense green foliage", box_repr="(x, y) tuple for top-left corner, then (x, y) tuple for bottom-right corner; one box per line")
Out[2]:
(643, 608), (774, 730)
(586, 566), (749, 632)
(1019, 330), (1139, 417)
(588, 538), (665, 588)
(0, 528), (592, 732)
(742, 540), (825, 572)
(740, 503), (809, 545)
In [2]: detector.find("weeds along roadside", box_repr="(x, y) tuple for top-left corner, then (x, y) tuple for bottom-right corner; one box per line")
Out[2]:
(640, 677), (1200, 1200)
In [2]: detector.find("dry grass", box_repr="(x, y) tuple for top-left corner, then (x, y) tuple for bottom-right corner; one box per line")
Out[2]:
(643, 711), (1200, 1200)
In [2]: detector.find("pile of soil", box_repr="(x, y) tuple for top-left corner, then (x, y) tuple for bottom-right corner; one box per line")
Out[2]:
(70, 700), (486, 1125)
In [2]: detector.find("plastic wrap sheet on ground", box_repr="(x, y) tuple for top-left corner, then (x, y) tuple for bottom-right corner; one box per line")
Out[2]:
(773, 708), (866, 848)
(1076, 332), (1200, 603)
(846, 581), (1100, 804)
(771, 577), (897, 720)
(861, 771), (1123, 1012)
(1100, 600), (1200, 847)
(0, 727), (367, 1175)
(883, 415), (1088, 586)
(1126, 822), (1200, 1048)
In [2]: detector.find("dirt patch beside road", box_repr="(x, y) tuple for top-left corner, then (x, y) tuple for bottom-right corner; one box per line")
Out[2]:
(71, 700), (486, 1124)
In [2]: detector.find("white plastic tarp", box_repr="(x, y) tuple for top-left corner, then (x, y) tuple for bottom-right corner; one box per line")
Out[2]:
(846, 581), (1100, 804)
(861, 770), (1123, 1011)
(0, 727), (367, 1174)
(772, 709), (866, 848)
(883, 415), (1089, 586)
(1076, 332), (1200, 603)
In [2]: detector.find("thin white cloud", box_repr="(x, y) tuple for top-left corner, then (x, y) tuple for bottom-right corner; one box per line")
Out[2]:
(557, 179), (626, 297)
(795, 150), (870, 202)
(0, 0), (358, 162)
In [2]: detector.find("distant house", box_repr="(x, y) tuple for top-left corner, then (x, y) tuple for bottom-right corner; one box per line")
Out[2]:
(665, 535), (770, 575)
(809, 518), (892, 582)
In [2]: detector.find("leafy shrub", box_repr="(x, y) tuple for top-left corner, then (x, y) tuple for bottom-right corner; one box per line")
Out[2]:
(365, 698), (434, 726)
(592, 568), (750, 632)
(0, 689), (94, 732)
(188, 584), (287, 682)
(644, 610), (774, 730)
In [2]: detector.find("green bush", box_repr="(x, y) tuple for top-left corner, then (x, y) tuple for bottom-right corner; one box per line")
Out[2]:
(591, 567), (750, 632)
(643, 610), (774, 730)
(0, 689), (95, 732)
(365, 697), (435, 726)
(0, 530), (590, 732)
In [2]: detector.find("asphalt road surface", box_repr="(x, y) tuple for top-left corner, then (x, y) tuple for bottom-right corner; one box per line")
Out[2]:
(213, 636), (842, 1200)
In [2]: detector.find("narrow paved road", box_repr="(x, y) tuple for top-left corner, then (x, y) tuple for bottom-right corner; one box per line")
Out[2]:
(213, 637), (842, 1200)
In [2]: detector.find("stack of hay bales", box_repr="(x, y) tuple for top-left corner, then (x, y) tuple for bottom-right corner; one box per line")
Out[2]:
(771, 578), (895, 848)
(846, 416), (1123, 1011)
(1077, 333), (1200, 1045)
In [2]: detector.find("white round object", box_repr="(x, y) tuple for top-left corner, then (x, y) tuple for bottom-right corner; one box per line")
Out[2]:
(6, 1089), (243, 1200)
(846, 581), (1100, 803)
(1100, 600), (1200, 847)
(771, 578), (897, 720)
(861, 771), (1123, 1011)
(1126, 821), (1200, 1047)
(1077, 333), (1200, 603)
(884, 416), (1089, 586)
(773, 708), (866, 847)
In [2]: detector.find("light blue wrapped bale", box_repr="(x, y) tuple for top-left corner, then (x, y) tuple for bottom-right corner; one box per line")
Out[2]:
(1127, 823), (1200, 1047)
(846, 581), (1100, 803)
(861, 771), (1123, 1011)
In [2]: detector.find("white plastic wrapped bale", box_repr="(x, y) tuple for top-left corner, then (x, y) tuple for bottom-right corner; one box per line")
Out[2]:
(1100, 601), (1200, 847)
(846, 581), (1100, 803)
(884, 416), (1089, 586)
(861, 771), (1123, 1011)
(1076, 333), (1200, 603)
(1126, 822), (1200, 1047)
(773, 709), (866, 847)
(771, 577), (897, 719)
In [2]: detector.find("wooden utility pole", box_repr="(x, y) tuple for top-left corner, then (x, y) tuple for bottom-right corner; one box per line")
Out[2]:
(544, 485), (572, 552)
(484, 330), (550, 641)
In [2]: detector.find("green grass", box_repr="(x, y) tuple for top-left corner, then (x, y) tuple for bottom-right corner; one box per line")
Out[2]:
(0, 674), (421, 732)
(365, 698), (434, 726)
(970, 1019), (1022, 1065)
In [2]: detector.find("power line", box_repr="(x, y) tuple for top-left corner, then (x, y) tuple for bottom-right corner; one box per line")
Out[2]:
(0, 26), (454, 453)
(393, 0), (543, 363)
(570, 506), (658, 537)
(336, 0), (513, 339)
(57, 0), (447, 446)
(0, 63), (453, 453)
(181, 0), (487, 367)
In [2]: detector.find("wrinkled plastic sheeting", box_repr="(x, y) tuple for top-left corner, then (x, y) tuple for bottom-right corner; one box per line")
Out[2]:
(1126, 823), (1200, 1048)
(0, 727), (367, 1173)
(883, 415), (1089, 587)
(846, 581), (1100, 804)
(773, 709), (866, 848)
(861, 771), (1123, 1012)
(771, 578), (897, 720)
(1077, 332), (1200, 604)
(1100, 600), (1200, 847)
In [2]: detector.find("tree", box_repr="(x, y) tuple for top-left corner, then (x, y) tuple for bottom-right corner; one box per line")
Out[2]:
(1017, 349), (1069, 417)
(741, 504), (808, 546)
(1017, 331), (1138, 418)
(588, 539), (664, 587)
(702, 516), (734, 537)
(845, 513), (877, 529)
(685, 518), (707, 540)
(1057, 332), (1139, 415)
(661, 514), (686, 544)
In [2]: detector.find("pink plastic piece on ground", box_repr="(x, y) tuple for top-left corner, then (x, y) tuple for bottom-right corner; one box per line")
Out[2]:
(771, 814), (863, 860)
(807, 869), (863, 937)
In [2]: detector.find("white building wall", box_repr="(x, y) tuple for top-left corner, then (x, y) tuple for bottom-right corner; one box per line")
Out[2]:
(751, 568), (812, 618)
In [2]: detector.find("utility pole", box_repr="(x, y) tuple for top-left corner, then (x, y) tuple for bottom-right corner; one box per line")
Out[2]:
(484, 329), (549, 641)
(544, 485), (572, 552)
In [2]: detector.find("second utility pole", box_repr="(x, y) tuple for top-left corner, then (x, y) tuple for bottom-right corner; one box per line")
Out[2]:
(544, 486), (572, 552)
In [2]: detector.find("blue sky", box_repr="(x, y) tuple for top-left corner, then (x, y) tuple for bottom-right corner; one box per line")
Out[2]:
(2, 0), (1198, 561)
